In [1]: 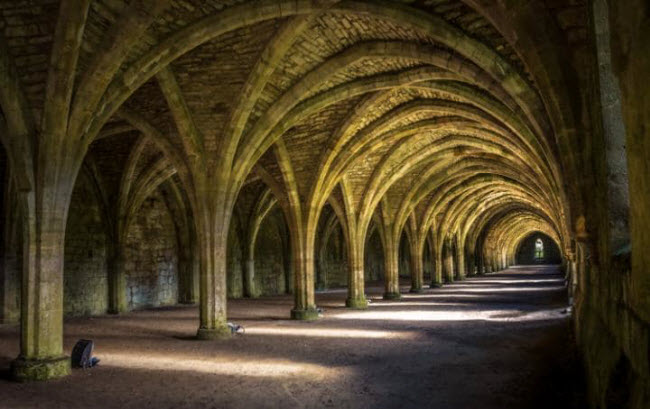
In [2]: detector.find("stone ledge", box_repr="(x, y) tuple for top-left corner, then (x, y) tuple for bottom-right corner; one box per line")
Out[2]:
(345, 296), (368, 309)
(290, 307), (320, 321)
(383, 292), (401, 300)
(196, 325), (231, 340)
(10, 355), (70, 382)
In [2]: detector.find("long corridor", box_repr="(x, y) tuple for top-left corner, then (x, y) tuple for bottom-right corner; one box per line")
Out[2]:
(0, 266), (584, 408)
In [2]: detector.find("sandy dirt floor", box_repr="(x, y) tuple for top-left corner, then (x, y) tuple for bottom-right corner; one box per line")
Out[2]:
(0, 265), (586, 409)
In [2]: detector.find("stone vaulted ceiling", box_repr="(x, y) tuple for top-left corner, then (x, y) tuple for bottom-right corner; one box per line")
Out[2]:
(0, 0), (590, 340)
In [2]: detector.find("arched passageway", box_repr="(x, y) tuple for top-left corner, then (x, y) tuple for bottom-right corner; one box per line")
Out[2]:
(515, 232), (562, 265)
(0, 1), (647, 408)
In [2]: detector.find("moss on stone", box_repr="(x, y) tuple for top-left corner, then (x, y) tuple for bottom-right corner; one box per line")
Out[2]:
(10, 356), (70, 382)
(290, 307), (320, 321)
(383, 292), (401, 300)
(196, 325), (231, 340)
(345, 296), (368, 309)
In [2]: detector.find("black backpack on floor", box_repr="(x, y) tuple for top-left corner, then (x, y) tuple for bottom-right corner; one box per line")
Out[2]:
(71, 339), (97, 369)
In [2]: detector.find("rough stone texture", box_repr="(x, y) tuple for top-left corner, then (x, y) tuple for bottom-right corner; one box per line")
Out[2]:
(226, 218), (244, 299)
(398, 232), (411, 279)
(570, 2), (650, 408)
(0, 146), (21, 324)
(63, 169), (109, 317)
(316, 222), (347, 289)
(123, 191), (179, 311)
(253, 208), (288, 296)
(0, 0), (646, 399)
(365, 229), (385, 282)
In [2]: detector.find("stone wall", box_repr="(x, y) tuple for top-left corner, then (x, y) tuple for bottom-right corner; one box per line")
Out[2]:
(317, 222), (347, 289)
(365, 230), (384, 282)
(0, 145), (21, 323)
(227, 218), (244, 299)
(253, 208), (288, 295)
(572, 2), (650, 408)
(123, 190), (179, 310)
(423, 240), (433, 281)
(63, 169), (109, 317)
(398, 233), (411, 279)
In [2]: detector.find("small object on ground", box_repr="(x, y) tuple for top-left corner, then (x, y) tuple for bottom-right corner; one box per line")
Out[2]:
(317, 307), (324, 317)
(71, 339), (100, 368)
(227, 322), (245, 334)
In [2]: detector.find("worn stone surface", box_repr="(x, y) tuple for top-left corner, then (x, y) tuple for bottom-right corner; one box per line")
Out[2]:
(0, 0), (646, 401)
(124, 191), (178, 311)
(63, 169), (109, 317)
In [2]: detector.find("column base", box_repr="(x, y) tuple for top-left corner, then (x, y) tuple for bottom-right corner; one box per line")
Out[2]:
(290, 307), (320, 321)
(11, 355), (70, 382)
(383, 292), (401, 300)
(430, 282), (443, 288)
(196, 325), (231, 340)
(409, 287), (423, 293)
(345, 297), (368, 309)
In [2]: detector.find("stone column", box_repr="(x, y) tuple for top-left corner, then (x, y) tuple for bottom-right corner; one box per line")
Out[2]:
(442, 239), (455, 283)
(243, 258), (256, 298)
(345, 239), (367, 309)
(455, 239), (466, 280)
(466, 247), (476, 276)
(107, 244), (127, 314)
(195, 200), (230, 339)
(431, 240), (443, 287)
(383, 234), (401, 299)
(290, 229), (318, 320)
(409, 242), (424, 293)
(177, 228), (198, 305)
(11, 197), (69, 381)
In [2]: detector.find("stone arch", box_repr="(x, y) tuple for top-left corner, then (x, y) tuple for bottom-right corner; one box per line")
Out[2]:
(514, 232), (562, 265)
(315, 204), (348, 290)
(63, 164), (110, 316)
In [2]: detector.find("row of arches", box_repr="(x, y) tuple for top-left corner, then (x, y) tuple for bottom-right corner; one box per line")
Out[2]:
(0, 3), (646, 405)
(2, 154), (560, 322)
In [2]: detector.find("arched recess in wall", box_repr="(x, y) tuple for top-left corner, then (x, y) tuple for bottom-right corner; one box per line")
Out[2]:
(0, 137), (22, 324)
(77, 132), (195, 315)
(123, 187), (180, 310)
(423, 235), (434, 283)
(253, 205), (291, 296)
(398, 230), (411, 280)
(63, 164), (110, 316)
(515, 232), (562, 265)
(229, 178), (292, 299)
(364, 221), (385, 283)
(315, 203), (348, 290)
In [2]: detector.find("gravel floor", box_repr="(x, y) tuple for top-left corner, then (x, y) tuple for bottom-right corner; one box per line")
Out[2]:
(0, 265), (586, 409)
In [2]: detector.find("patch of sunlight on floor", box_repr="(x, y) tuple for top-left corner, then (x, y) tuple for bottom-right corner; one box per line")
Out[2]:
(401, 293), (491, 299)
(367, 301), (467, 307)
(435, 285), (566, 293)
(333, 308), (568, 323)
(245, 326), (416, 339)
(466, 279), (563, 285)
(102, 352), (345, 378)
